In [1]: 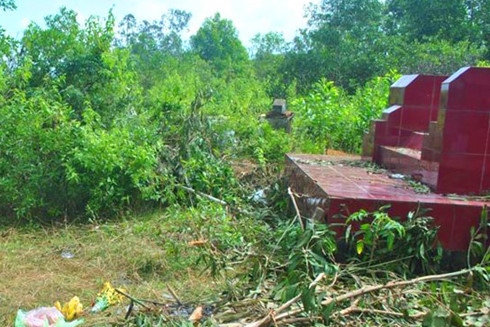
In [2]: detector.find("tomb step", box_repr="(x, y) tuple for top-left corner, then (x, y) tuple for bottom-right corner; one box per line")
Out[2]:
(377, 146), (438, 189)
(400, 130), (427, 151)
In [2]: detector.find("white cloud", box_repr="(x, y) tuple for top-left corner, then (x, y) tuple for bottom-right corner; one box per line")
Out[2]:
(76, 11), (86, 26)
(20, 17), (31, 29)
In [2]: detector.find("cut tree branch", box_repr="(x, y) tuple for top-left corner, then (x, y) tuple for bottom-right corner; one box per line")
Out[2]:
(243, 268), (473, 327)
(288, 187), (304, 231)
(244, 272), (326, 327)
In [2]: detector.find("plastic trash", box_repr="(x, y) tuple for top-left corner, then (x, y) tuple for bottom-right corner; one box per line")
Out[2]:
(14, 307), (83, 327)
(15, 307), (62, 327)
(61, 250), (75, 259)
(54, 296), (83, 321)
(251, 189), (267, 204)
(389, 173), (406, 180)
(90, 282), (124, 313)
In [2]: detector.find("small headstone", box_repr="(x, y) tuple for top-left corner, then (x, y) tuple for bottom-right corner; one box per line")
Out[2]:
(272, 99), (286, 114)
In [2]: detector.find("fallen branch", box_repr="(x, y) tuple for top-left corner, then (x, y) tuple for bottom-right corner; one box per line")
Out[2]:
(288, 187), (304, 231)
(323, 268), (472, 307)
(245, 272), (325, 327)
(114, 288), (151, 310)
(177, 184), (247, 214)
(167, 285), (182, 306)
(245, 268), (473, 326)
(336, 306), (426, 319)
(178, 185), (227, 206)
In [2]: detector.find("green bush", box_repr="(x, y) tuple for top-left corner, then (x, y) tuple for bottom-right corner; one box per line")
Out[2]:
(292, 72), (399, 154)
(0, 88), (165, 219)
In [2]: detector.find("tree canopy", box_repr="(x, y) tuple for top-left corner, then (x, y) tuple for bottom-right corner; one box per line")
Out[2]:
(191, 13), (249, 73)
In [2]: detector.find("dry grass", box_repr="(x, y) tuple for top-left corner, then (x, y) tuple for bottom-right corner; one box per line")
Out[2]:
(0, 210), (223, 325)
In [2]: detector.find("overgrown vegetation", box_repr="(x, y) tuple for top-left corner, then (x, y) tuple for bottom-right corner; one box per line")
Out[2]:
(1, 0), (488, 220)
(0, 0), (489, 326)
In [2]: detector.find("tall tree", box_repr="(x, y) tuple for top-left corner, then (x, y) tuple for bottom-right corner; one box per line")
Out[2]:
(118, 9), (191, 55)
(191, 13), (249, 73)
(250, 32), (288, 97)
(386, 0), (469, 42)
(288, 0), (387, 91)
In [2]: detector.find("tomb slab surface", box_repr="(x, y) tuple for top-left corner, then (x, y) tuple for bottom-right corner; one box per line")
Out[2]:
(286, 153), (487, 251)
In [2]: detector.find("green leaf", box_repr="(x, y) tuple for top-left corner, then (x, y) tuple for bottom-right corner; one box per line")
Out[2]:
(356, 240), (364, 255)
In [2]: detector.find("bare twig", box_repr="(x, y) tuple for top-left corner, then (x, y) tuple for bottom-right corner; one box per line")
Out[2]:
(124, 300), (134, 320)
(177, 184), (247, 214)
(167, 285), (182, 306)
(178, 185), (227, 206)
(288, 187), (304, 231)
(336, 307), (426, 319)
(114, 288), (151, 310)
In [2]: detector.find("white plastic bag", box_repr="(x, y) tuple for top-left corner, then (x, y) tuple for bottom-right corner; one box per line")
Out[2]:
(15, 307), (83, 327)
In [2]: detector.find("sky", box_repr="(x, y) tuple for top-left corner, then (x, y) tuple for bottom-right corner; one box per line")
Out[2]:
(0, 0), (317, 48)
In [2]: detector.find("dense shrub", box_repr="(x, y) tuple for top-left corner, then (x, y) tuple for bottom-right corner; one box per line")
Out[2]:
(292, 72), (399, 154)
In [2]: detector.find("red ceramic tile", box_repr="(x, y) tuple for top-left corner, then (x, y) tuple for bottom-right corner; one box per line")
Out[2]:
(430, 204), (455, 249)
(445, 67), (490, 111)
(286, 154), (486, 250)
(374, 120), (387, 133)
(450, 205), (482, 250)
(437, 153), (484, 194)
(387, 127), (401, 139)
(383, 104), (403, 117)
(403, 76), (435, 106)
(401, 106), (432, 131)
(401, 131), (424, 150)
(479, 156), (490, 192)
(442, 111), (490, 154)
(365, 186), (410, 195)
(386, 202), (417, 221)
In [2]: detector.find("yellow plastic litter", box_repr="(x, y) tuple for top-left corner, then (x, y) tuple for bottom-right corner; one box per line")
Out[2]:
(54, 296), (83, 321)
(98, 282), (124, 305)
(91, 282), (125, 312)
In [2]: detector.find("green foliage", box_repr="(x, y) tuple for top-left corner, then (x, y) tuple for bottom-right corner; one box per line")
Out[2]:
(280, 0), (488, 92)
(0, 7), (293, 221)
(1, 1), (489, 222)
(0, 87), (164, 219)
(343, 208), (443, 274)
(346, 207), (406, 264)
(468, 206), (490, 267)
(272, 219), (338, 315)
(191, 13), (249, 74)
(250, 32), (290, 98)
(386, 0), (470, 41)
(292, 72), (398, 153)
(388, 38), (485, 75)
